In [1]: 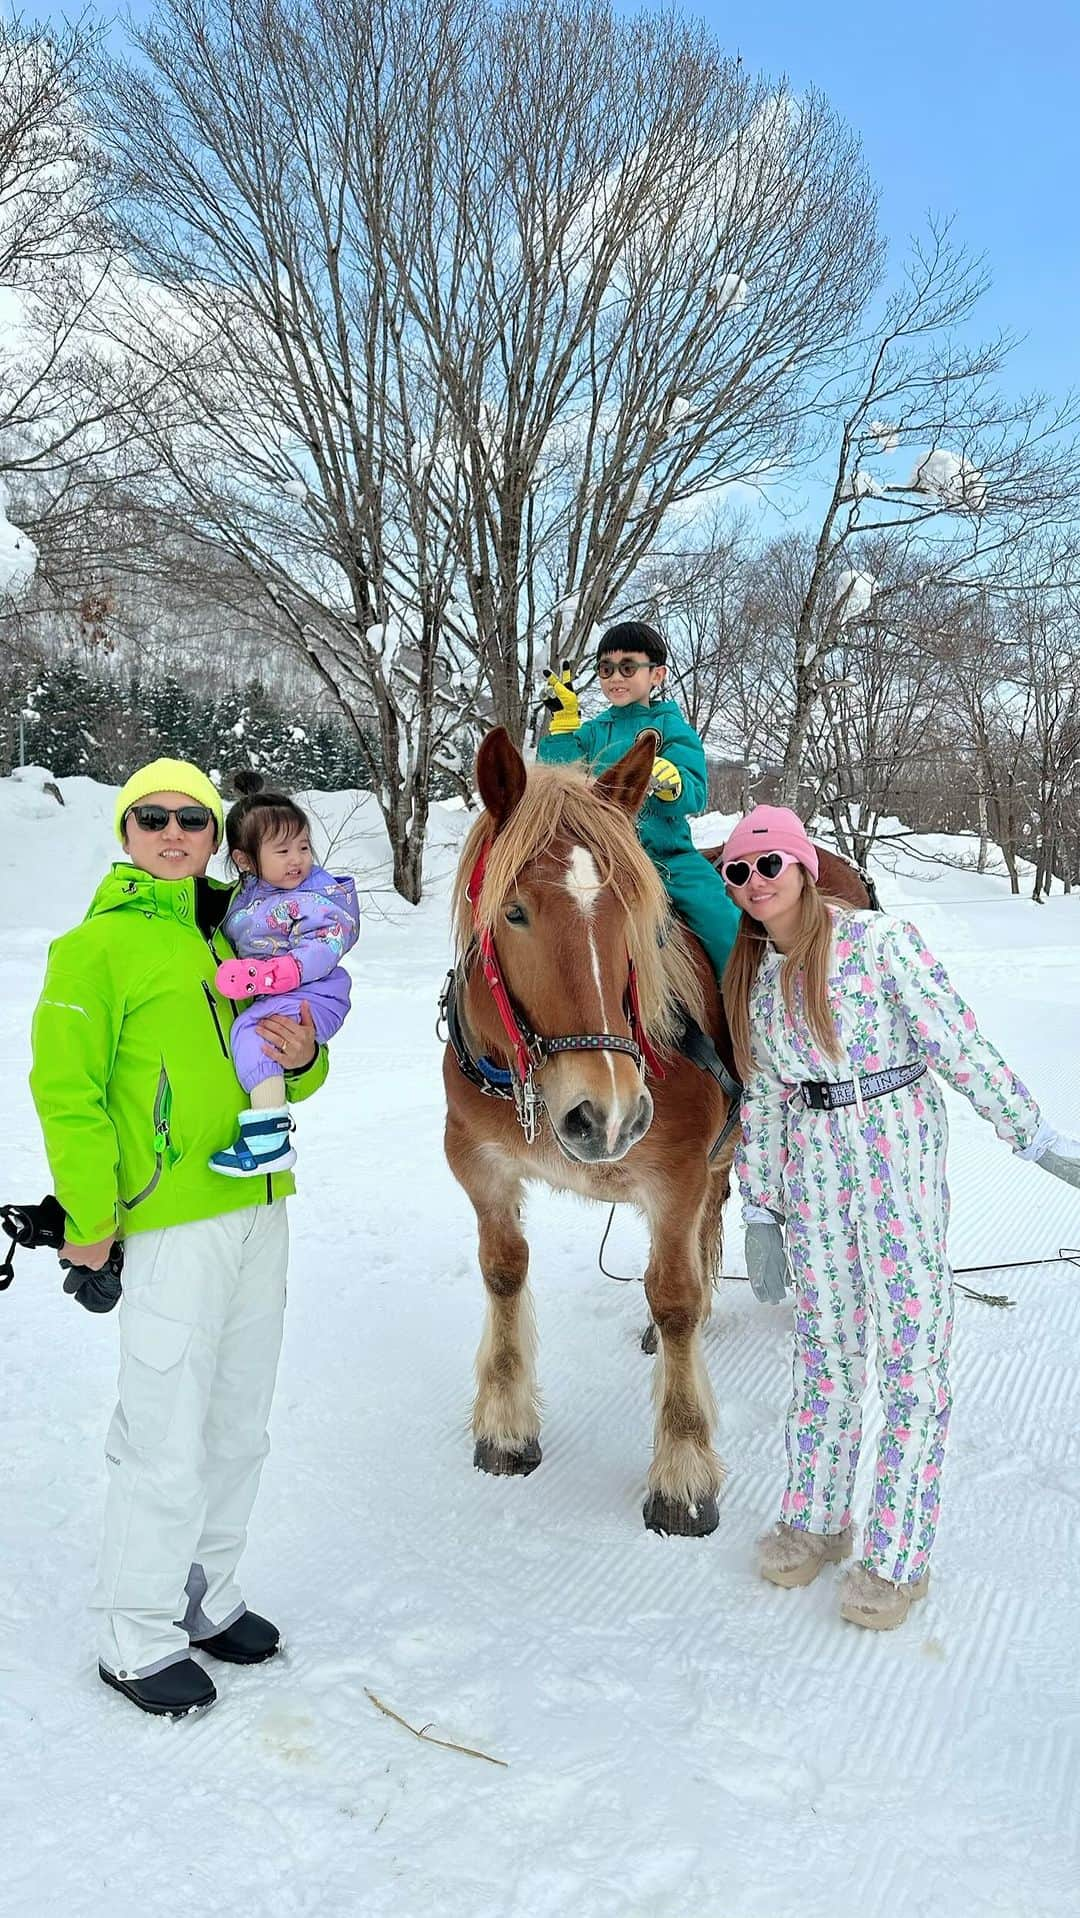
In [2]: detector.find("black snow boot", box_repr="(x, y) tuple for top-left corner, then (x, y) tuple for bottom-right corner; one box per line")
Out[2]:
(99, 1658), (217, 1718)
(194, 1609), (281, 1665)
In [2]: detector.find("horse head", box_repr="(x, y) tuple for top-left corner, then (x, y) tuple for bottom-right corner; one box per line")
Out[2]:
(455, 726), (700, 1164)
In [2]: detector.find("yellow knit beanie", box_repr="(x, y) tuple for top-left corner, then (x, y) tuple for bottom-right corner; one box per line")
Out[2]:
(114, 758), (224, 844)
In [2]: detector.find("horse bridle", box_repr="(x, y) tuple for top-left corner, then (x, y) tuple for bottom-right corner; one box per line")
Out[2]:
(453, 839), (667, 1145)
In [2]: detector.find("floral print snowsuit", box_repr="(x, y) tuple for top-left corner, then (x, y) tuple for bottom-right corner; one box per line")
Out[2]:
(736, 909), (1042, 1584)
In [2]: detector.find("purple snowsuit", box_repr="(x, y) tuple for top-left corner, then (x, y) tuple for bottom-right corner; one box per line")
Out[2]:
(223, 865), (359, 1092)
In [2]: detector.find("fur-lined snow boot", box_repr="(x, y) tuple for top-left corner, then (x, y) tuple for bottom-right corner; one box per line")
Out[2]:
(758, 1521), (853, 1588)
(839, 1562), (930, 1631)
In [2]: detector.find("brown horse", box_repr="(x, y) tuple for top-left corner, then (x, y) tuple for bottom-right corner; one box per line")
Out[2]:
(443, 726), (871, 1537)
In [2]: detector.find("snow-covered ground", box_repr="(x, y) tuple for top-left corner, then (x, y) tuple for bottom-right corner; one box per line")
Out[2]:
(2, 771), (1079, 1918)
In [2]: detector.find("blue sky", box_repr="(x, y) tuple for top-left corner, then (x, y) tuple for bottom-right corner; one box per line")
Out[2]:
(64, 0), (1079, 402)
(700, 0), (1079, 401)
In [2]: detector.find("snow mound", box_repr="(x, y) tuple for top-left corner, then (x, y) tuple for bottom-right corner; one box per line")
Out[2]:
(8, 763), (59, 789)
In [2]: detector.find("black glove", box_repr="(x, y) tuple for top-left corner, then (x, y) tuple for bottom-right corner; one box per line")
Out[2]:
(60, 1243), (124, 1314)
(0, 1194), (67, 1291)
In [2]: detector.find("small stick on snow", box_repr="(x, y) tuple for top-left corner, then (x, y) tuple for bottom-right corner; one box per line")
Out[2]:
(364, 1688), (508, 1767)
(954, 1281), (1015, 1307)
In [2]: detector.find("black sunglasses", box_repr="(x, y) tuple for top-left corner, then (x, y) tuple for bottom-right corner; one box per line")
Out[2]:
(597, 658), (653, 679)
(128, 803), (215, 834)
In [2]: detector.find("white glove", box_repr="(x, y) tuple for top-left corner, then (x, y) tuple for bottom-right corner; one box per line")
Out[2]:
(742, 1206), (788, 1304)
(1020, 1122), (1080, 1191)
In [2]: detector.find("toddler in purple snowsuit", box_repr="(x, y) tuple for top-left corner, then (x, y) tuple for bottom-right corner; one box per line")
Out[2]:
(209, 775), (359, 1179)
(224, 869), (358, 1086)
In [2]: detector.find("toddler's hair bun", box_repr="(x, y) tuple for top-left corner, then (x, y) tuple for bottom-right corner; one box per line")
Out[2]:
(232, 769), (266, 797)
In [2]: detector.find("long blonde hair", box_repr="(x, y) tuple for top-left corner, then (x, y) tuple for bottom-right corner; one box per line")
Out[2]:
(722, 877), (843, 1080)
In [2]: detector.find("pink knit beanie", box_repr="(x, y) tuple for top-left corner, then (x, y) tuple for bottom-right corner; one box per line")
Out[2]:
(722, 805), (819, 882)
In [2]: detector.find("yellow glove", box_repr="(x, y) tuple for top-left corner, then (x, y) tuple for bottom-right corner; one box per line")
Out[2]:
(544, 669), (581, 735)
(649, 756), (682, 801)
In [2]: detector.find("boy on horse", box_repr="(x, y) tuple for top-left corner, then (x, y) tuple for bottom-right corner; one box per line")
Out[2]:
(538, 621), (739, 983)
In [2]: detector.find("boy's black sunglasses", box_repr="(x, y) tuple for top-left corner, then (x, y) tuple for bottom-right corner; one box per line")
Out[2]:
(127, 803), (214, 834)
(597, 657), (653, 679)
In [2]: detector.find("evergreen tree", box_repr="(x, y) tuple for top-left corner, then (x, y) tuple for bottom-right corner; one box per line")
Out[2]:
(1, 653), (391, 794)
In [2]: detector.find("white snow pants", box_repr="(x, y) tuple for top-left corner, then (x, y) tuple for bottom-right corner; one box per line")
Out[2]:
(93, 1203), (288, 1679)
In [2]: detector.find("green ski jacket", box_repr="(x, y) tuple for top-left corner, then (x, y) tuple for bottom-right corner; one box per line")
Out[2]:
(30, 864), (328, 1246)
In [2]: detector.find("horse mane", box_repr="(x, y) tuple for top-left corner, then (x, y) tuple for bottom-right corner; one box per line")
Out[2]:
(452, 760), (707, 1046)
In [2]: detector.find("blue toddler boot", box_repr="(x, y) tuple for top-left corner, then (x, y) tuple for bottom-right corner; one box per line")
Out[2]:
(210, 1107), (296, 1179)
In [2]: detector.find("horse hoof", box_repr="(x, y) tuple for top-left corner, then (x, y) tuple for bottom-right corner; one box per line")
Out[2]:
(642, 1489), (719, 1537)
(640, 1321), (659, 1356)
(473, 1436), (542, 1477)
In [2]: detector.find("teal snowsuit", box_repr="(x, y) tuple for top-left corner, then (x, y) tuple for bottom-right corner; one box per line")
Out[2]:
(538, 697), (739, 980)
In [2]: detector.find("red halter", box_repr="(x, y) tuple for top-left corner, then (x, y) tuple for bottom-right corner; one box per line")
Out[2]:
(465, 840), (666, 1091)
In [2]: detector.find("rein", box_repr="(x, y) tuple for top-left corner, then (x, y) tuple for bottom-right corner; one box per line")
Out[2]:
(452, 838), (666, 1144)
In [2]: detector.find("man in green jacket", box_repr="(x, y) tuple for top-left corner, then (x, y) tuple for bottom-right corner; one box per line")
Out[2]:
(538, 622), (739, 981)
(30, 758), (328, 1718)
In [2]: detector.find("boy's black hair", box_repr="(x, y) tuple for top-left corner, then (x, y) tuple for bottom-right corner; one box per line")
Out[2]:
(226, 769), (312, 875)
(595, 620), (667, 666)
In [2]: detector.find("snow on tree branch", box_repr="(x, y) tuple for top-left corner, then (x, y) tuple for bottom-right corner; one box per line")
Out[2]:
(0, 480), (38, 602)
(907, 449), (987, 513)
(832, 568), (877, 623)
(868, 419), (900, 453)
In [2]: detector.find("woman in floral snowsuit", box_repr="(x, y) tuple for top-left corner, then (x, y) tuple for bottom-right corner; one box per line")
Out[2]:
(720, 805), (1080, 1630)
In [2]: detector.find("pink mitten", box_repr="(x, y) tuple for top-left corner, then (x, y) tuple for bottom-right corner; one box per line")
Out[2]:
(215, 955), (303, 998)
